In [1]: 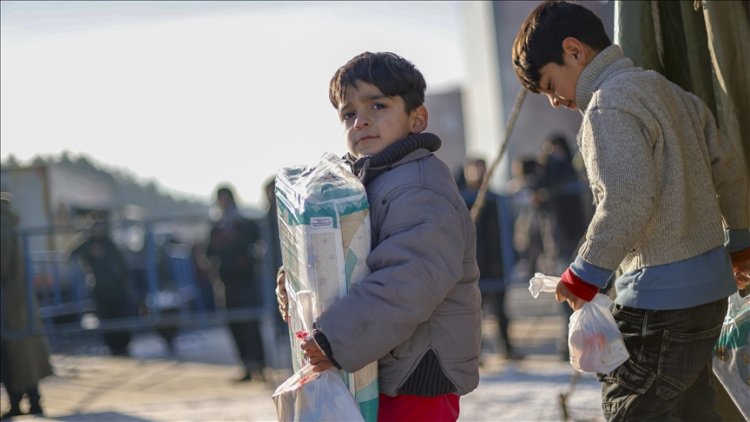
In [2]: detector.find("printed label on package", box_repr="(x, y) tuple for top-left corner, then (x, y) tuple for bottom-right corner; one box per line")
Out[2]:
(310, 217), (334, 229)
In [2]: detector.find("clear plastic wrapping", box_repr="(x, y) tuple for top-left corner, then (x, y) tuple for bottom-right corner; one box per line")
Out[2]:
(274, 152), (377, 422)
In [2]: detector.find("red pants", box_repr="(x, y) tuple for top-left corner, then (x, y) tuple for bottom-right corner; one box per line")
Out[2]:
(377, 393), (460, 422)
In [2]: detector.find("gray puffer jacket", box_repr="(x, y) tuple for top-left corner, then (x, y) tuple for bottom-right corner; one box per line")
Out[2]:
(315, 133), (482, 397)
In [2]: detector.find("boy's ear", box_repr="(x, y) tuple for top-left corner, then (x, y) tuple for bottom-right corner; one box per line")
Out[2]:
(562, 37), (591, 67)
(409, 105), (428, 133)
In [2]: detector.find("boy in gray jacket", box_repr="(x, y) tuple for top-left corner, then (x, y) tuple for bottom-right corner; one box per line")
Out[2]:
(512, 2), (749, 420)
(278, 51), (481, 421)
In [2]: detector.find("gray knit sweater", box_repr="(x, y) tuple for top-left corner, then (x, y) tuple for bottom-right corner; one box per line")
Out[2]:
(574, 45), (749, 274)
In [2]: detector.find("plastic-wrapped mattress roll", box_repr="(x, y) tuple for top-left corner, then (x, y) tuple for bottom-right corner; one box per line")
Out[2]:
(275, 152), (377, 422)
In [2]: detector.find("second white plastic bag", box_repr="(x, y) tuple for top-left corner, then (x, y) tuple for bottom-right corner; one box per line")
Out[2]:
(273, 364), (364, 422)
(528, 273), (629, 373)
(568, 293), (629, 373)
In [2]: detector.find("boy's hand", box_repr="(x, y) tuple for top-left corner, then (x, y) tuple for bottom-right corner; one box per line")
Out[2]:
(275, 267), (289, 322)
(731, 248), (750, 290)
(556, 267), (597, 311)
(556, 282), (587, 311)
(301, 337), (333, 372)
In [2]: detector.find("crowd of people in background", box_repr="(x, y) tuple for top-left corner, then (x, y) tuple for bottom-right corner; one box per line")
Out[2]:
(459, 132), (590, 362)
(507, 134), (591, 361)
(61, 185), (280, 383)
(1, 183), (285, 417)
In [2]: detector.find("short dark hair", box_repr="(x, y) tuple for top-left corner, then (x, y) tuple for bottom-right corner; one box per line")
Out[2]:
(329, 52), (426, 113)
(512, 1), (611, 93)
(216, 185), (235, 203)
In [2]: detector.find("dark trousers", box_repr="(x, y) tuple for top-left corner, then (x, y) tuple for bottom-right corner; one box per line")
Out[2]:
(224, 282), (265, 370)
(6, 387), (40, 411)
(95, 292), (133, 356)
(0, 342), (41, 411)
(598, 298), (727, 421)
(491, 291), (514, 355)
(228, 320), (265, 369)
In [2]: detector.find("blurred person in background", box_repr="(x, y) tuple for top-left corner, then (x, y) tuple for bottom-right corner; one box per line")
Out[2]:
(69, 216), (134, 356)
(535, 134), (588, 273)
(459, 158), (523, 361)
(508, 156), (544, 283)
(1, 193), (53, 419)
(206, 185), (266, 382)
(534, 134), (589, 360)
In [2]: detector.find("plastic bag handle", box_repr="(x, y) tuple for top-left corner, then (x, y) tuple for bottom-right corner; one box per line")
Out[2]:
(529, 272), (561, 298)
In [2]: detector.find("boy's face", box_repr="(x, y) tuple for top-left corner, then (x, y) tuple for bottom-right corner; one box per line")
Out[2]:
(338, 81), (427, 159)
(537, 37), (590, 111)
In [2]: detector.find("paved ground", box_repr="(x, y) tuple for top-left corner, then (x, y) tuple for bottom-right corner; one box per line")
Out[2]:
(1, 284), (607, 421)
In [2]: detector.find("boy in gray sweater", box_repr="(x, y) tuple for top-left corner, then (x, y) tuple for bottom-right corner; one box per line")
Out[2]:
(513, 1), (749, 420)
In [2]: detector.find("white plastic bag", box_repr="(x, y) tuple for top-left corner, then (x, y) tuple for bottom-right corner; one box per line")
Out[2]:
(273, 364), (364, 422)
(528, 273), (629, 374)
(528, 272), (560, 298)
(568, 294), (629, 373)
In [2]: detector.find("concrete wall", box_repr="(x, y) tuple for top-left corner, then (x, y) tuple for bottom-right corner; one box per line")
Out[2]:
(425, 88), (467, 179)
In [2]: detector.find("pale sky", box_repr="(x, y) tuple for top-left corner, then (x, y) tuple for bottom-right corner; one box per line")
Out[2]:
(1, 1), (468, 209)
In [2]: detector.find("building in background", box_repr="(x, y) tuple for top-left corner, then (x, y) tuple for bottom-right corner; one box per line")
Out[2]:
(0, 164), (115, 252)
(0, 162), (214, 258)
(425, 87), (467, 179)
